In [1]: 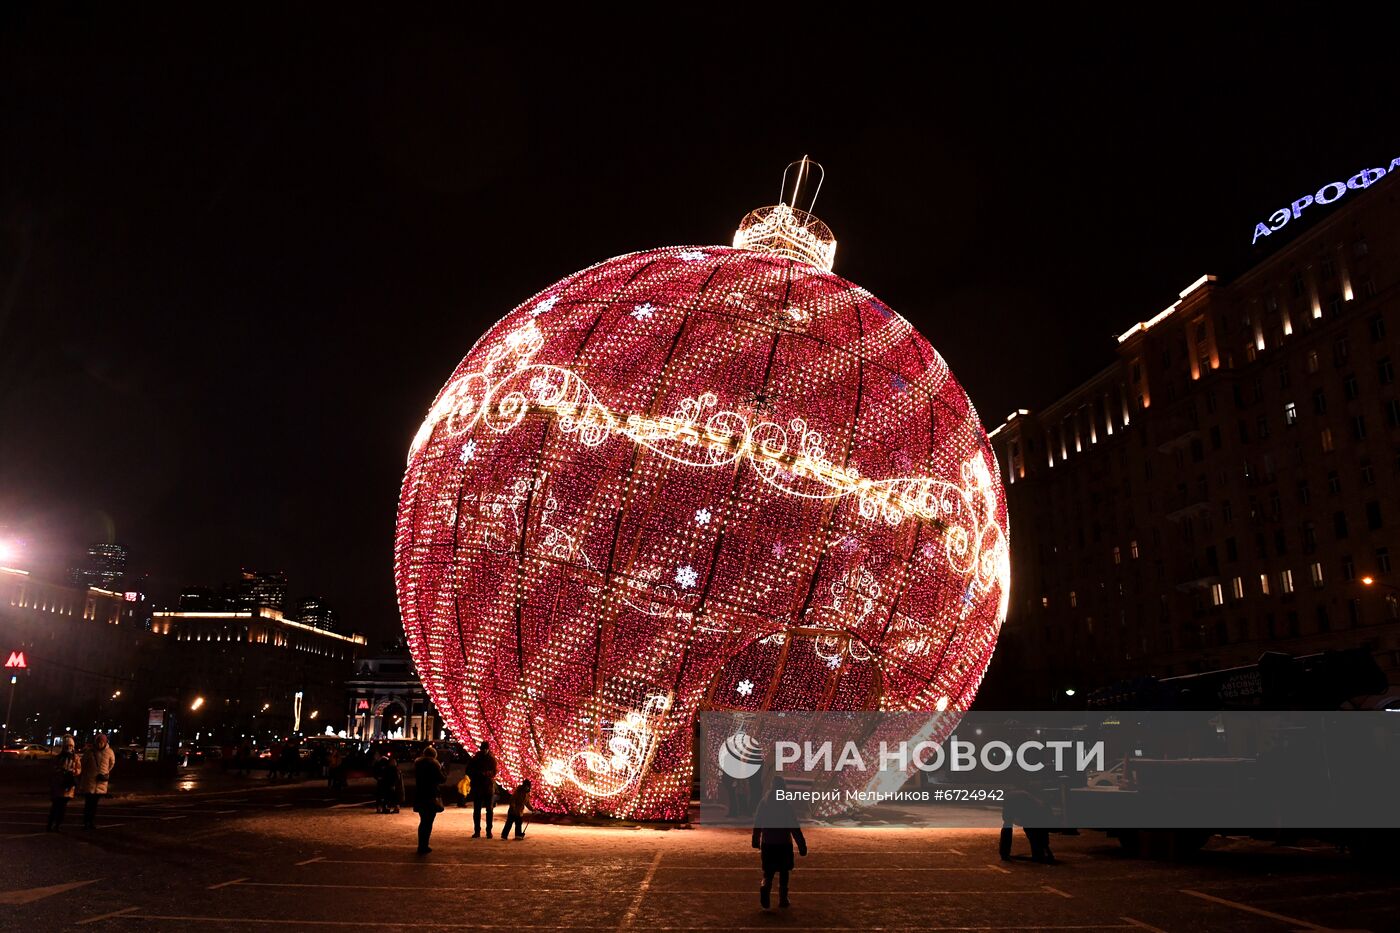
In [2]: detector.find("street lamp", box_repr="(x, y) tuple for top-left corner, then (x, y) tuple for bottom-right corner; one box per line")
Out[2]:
(190, 696), (205, 712)
(3, 674), (16, 749)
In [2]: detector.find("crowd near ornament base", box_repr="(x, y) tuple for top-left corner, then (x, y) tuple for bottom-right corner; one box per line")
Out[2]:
(395, 196), (1010, 820)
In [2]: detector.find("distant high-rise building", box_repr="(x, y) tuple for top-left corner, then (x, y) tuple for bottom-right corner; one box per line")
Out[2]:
(68, 543), (128, 589)
(293, 596), (338, 632)
(177, 569), (289, 612)
(177, 586), (230, 611)
(238, 569), (287, 612)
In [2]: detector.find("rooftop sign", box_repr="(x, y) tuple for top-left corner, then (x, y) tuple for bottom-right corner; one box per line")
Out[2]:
(1252, 158), (1399, 244)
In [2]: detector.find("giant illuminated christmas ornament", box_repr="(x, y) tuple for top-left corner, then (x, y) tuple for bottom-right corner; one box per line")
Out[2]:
(395, 159), (1010, 820)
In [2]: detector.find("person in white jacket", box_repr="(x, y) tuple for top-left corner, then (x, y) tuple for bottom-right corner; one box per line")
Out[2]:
(77, 734), (116, 829)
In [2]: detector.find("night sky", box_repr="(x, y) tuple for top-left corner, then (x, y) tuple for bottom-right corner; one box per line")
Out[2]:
(2, 11), (1398, 641)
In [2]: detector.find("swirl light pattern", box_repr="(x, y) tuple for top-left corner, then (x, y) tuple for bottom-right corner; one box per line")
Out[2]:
(396, 245), (1009, 820)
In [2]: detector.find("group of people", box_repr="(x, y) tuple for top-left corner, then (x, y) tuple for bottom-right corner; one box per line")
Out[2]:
(38, 727), (1051, 912)
(36, 727), (818, 914)
(264, 739), (304, 780)
(370, 748), (404, 812)
(47, 733), (115, 832)
(409, 740), (531, 854)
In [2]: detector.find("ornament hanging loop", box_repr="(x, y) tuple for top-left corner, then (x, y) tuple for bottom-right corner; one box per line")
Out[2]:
(779, 155), (825, 214)
(734, 156), (837, 271)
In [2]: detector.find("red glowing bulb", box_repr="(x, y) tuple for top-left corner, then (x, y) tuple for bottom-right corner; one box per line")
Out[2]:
(396, 245), (1009, 819)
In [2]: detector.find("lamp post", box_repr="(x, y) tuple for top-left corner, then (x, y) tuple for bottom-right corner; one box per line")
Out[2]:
(3, 673), (17, 750)
(1359, 576), (1400, 623)
(2, 650), (27, 750)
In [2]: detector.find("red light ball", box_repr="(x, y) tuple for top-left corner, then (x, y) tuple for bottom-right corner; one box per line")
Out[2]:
(395, 246), (1009, 819)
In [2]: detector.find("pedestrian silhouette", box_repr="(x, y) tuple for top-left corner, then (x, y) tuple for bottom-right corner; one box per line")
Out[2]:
(999, 787), (1056, 863)
(372, 750), (401, 813)
(412, 745), (447, 854)
(78, 734), (115, 829)
(469, 741), (498, 838)
(502, 779), (532, 839)
(47, 737), (81, 832)
(752, 775), (807, 909)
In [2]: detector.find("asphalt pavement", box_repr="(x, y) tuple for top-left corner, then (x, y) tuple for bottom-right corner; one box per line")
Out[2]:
(0, 771), (1395, 931)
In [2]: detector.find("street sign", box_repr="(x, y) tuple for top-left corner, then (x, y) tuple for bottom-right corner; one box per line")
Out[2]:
(3, 651), (25, 669)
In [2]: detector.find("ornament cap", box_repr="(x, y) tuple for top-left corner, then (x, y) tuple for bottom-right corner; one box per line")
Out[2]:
(733, 156), (837, 272)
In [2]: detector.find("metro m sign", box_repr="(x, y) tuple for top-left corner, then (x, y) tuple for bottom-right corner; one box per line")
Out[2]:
(4, 651), (26, 669)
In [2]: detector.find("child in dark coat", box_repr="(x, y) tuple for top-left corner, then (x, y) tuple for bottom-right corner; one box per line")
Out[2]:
(751, 776), (807, 909)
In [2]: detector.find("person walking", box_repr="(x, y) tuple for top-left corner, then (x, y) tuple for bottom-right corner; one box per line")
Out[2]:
(78, 734), (116, 829)
(752, 776), (807, 909)
(47, 737), (81, 832)
(469, 741), (498, 838)
(501, 779), (531, 840)
(412, 745), (447, 854)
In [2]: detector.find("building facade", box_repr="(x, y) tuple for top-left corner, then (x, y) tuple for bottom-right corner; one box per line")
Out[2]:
(2, 563), (368, 745)
(343, 647), (437, 741)
(150, 607), (365, 741)
(984, 173), (1400, 706)
(0, 566), (155, 740)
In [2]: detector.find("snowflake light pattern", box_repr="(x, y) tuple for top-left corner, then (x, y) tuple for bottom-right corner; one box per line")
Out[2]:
(396, 243), (1010, 821)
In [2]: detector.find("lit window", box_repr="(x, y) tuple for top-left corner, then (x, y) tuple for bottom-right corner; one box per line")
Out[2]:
(1259, 573), (1270, 596)
(1280, 569), (1295, 594)
(1231, 576), (1244, 600)
(1130, 539), (1140, 559)
(1320, 429), (1334, 453)
(1113, 546), (1121, 565)
(1284, 401), (1297, 425)
(1210, 583), (1224, 606)
(1069, 591), (1078, 608)
(1310, 562), (1324, 588)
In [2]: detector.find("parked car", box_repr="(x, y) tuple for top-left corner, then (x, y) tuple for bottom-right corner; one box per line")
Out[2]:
(2, 743), (53, 759)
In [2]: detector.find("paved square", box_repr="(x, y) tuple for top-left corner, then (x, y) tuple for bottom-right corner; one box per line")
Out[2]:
(2, 778), (1394, 931)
